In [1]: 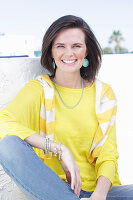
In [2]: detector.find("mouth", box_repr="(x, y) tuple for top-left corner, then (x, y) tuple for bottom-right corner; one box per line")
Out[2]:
(62, 59), (77, 64)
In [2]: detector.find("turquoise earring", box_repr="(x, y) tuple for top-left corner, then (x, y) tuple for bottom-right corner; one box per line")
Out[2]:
(52, 60), (56, 69)
(83, 58), (89, 68)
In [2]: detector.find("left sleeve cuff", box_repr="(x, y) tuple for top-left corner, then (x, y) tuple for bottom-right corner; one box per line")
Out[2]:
(96, 161), (116, 184)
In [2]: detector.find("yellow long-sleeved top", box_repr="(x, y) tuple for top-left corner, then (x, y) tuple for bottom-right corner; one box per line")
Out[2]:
(0, 74), (121, 191)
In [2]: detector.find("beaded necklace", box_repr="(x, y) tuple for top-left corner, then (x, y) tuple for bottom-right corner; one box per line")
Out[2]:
(52, 78), (84, 109)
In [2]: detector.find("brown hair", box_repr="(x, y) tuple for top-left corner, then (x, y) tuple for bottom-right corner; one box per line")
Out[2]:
(41, 15), (102, 81)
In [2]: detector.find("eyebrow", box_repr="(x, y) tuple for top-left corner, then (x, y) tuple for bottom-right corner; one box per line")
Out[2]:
(54, 43), (64, 46)
(54, 42), (84, 46)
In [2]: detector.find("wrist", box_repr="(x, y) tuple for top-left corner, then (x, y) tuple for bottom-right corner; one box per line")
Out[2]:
(92, 190), (107, 199)
(50, 140), (58, 153)
(50, 140), (65, 160)
(94, 176), (111, 198)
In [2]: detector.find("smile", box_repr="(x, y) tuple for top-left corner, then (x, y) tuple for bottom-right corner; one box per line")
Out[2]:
(62, 60), (77, 64)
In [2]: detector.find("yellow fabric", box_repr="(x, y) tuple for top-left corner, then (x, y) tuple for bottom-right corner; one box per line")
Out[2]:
(43, 82), (121, 191)
(0, 74), (121, 192)
(88, 79), (118, 164)
(0, 80), (42, 140)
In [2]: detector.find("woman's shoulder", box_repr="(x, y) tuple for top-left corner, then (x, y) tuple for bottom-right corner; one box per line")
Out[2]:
(95, 78), (113, 90)
(95, 78), (116, 99)
(26, 74), (54, 97)
(25, 74), (51, 91)
(15, 78), (45, 101)
(24, 79), (44, 93)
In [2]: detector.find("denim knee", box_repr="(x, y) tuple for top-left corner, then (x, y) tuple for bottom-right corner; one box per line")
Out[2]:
(0, 135), (21, 143)
(0, 135), (21, 149)
(0, 135), (22, 162)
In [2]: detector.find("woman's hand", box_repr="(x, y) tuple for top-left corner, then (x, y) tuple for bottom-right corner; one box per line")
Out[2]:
(89, 191), (107, 200)
(80, 191), (107, 200)
(80, 196), (106, 200)
(60, 145), (82, 197)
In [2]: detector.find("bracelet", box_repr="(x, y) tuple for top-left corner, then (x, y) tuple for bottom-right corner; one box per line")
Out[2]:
(47, 138), (50, 155)
(58, 143), (61, 161)
(53, 147), (58, 157)
(44, 136), (51, 155)
(53, 142), (62, 160)
(44, 137), (46, 154)
(43, 136), (62, 160)
(44, 137), (47, 154)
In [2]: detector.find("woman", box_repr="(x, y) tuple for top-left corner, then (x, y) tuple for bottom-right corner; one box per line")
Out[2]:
(0, 15), (133, 200)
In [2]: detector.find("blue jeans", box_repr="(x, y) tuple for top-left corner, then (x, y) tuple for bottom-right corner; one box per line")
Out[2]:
(0, 135), (133, 200)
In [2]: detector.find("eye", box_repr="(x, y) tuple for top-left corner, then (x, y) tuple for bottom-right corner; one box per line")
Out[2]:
(73, 45), (81, 48)
(57, 45), (65, 48)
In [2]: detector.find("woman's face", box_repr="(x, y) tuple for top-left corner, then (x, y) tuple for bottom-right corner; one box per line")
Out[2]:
(51, 28), (87, 74)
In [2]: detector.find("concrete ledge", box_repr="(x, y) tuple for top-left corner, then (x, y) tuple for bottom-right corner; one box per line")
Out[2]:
(0, 57), (47, 199)
(0, 57), (46, 109)
(0, 165), (26, 199)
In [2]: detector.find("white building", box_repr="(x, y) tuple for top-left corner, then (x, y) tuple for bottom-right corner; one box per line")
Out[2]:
(0, 35), (35, 57)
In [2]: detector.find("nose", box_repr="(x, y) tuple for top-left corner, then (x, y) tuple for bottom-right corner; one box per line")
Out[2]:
(65, 47), (74, 57)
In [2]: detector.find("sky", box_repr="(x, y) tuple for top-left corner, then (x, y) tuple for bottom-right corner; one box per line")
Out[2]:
(0, 0), (133, 51)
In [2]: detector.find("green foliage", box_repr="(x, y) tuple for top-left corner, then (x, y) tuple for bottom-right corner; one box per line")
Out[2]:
(109, 30), (124, 53)
(109, 30), (124, 44)
(119, 47), (128, 53)
(103, 47), (113, 54)
(103, 30), (128, 54)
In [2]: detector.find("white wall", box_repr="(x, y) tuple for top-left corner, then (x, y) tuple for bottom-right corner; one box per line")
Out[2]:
(98, 54), (133, 184)
(0, 35), (35, 57)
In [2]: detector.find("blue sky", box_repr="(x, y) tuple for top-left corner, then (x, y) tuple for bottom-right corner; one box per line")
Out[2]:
(0, 0), (133, 51)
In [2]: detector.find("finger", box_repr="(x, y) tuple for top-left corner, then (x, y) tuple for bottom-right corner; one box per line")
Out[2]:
(74, 179), (80, 197)
(71, 170), (76, 190)
(77, 177), (82, 197)
(73, 167), (80, 196)
(74, 169), (82, 197)
(80, 199), (90, 200)
(66, 171), (71, 184)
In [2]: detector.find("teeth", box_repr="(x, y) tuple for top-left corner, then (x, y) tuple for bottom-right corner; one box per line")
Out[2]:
(63, 60), (76, 63)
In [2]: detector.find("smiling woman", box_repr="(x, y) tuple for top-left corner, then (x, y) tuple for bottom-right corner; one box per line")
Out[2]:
(41, 15), (102, 83)
(51, 28), (87, 81)
(0, 15), (133, 200)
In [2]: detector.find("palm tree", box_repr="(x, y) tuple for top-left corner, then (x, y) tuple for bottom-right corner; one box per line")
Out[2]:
(109, 31), (124, 53)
